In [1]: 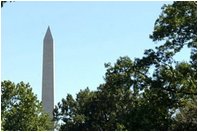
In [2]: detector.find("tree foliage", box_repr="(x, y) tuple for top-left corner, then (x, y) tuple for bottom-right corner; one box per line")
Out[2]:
(1, 1), (7, 8)
(1, 1), (12, 8)
(1, 80), (53, 131)
(54, 1), (196, 130)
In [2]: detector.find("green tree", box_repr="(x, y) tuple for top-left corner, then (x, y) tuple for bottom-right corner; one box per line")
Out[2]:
(54, 56), (171, 130)
(1, 1), (12, 8)
(54, 1), (196, 130)
(1, 80), (53, 131)
(147, 1), (197, 130)
(171, 95), (197, 130)
(54, 57), (136, 130)
(54, 57), (196, 130)
(1, 1), (7, 8)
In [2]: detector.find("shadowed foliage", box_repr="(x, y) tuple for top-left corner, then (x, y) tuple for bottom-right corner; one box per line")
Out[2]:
(1, 80), (53, 131)
(54, 1), (196, 130)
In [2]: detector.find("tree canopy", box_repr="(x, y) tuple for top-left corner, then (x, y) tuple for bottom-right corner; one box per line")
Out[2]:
(1, 1), (196, 131)
(53, 1), (197, 131)
(1, 1), (12, 8)
(1, 80), (53, 131)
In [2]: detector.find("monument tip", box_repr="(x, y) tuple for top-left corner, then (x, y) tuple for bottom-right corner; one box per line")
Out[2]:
(44, 26), (53, 41)
(47, 26), (50, 30)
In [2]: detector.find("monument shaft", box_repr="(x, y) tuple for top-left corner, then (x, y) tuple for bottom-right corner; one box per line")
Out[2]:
(42, 27), (54, 118)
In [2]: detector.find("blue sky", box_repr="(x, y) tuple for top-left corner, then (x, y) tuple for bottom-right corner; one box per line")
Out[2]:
(2, 1), (190, 105)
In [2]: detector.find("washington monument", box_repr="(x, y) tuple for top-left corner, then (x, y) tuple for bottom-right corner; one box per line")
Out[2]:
(42, 26), (54, 119)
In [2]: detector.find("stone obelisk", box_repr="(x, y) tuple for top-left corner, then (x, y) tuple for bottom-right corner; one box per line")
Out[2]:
(42, 26), (54, 119)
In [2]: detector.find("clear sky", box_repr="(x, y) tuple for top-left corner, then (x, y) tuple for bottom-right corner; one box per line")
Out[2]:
(2, 1), (190, 105)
